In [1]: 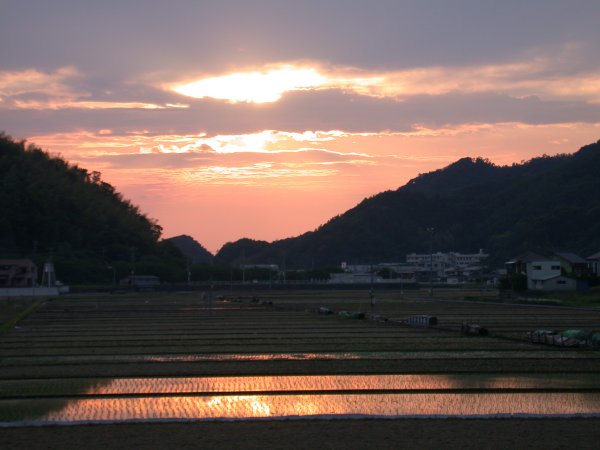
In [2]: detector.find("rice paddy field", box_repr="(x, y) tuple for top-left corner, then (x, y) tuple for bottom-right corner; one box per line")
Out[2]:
(1, 289), (600, 449)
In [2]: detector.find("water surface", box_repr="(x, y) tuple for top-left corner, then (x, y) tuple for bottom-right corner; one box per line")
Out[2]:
(2, 373), (599, 397)
(1, 374), (599, 424)
(2, 392), (599, 424)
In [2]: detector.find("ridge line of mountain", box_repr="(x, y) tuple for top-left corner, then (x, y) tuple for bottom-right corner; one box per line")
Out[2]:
(214, 140), (600, 267)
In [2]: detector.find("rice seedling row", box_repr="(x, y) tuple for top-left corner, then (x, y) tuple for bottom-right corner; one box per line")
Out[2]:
(3, 373), (600, 399)
(3, 392), (600, 423)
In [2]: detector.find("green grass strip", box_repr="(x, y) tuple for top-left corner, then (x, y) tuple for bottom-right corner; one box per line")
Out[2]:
(1, 299), (45, 333)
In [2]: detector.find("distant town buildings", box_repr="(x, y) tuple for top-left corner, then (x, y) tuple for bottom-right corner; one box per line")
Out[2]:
(406, 249), (488, 272)
(405, 249), (489, 283)
(239, 264), (279, 271)
(329, 272), (381, 284)
(333, 249), (489, 285)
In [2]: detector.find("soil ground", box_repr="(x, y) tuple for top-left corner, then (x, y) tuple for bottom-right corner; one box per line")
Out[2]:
(2, 418), (599, 450)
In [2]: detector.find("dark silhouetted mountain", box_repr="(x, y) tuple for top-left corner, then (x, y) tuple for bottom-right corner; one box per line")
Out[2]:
(0, 133), (185, 283)
(215, 238), (271, 266)
(215, 141), (600, 267)
(167, 235), (214, 264)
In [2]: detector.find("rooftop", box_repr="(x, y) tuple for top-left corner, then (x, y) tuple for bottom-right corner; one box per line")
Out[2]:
(554, 252), (588, 264)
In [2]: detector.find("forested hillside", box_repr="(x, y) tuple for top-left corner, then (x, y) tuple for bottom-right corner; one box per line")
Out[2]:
(166, 235), (214, 264)
(215, 141), (600, 267)
(0, 133), (185, 283)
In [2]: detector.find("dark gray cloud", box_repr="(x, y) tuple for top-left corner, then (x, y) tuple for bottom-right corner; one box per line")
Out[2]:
(2, 0), (600, 78)
(3, 1), (600, 140)
(3, 89), (600, 140)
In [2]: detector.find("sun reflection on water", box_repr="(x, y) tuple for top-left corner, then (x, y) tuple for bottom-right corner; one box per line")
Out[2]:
(69, 374), (600, 396)
(3, 374), (600, 424)
(26, 392), (600, 423)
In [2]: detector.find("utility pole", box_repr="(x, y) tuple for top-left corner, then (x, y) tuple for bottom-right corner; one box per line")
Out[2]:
(241, 250), (246, 284)
(186, 258), (191, 285)
(130, 247), (136, 291)
(370, 264), (375, 316)
(130, 247), (136, 277)
(208, 276), (213, 317)
(400, 270), (404, 296)
(41, 247), (56, 288)
(283, 252), (287, 284)
(427, 228), (434, 296)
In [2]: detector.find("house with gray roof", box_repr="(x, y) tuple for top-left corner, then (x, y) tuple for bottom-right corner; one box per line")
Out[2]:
(553, 252), (590, 277)
(505, 251), (548, 276)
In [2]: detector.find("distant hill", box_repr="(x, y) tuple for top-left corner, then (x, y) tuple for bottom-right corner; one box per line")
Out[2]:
(0, 133), (185, 283)
(215, 140), (600, 267)
(166, 235), (214, 264)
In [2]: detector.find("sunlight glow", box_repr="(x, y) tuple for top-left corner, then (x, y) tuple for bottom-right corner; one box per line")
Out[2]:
(134, 130), (355, 154)
(169, 47), (600, 104)
(173, 66), (327, 103)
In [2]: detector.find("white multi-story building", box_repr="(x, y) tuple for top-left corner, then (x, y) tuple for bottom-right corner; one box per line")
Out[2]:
(453, 250), (489, 268)
(340, 262), (373, 273)
(406, 252), (451, 272)
(406, 249), (488, 274)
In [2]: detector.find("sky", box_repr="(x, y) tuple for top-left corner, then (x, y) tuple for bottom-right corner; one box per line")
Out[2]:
(2, 0), (600, 253)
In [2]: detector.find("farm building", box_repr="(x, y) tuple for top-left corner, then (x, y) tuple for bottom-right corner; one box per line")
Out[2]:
(119, 275), (160, 291)
(0, 259), (38, 287)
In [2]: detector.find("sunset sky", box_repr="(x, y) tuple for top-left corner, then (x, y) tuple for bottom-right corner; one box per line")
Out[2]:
(2, 1), (600, 253)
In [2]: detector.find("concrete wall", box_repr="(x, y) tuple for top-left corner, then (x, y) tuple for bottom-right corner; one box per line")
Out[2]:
(0, 287), (59, 298)
(541, 276), (578, 291)
(526, 260), (561, 290)
(528, 276), (577, 291)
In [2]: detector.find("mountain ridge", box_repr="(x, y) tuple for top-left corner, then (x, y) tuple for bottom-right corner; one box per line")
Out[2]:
(166, 235), (214, 264)
(214, 141), (600, 267)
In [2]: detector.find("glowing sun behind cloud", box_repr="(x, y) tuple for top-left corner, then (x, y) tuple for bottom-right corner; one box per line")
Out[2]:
(172, 66), (327, 103)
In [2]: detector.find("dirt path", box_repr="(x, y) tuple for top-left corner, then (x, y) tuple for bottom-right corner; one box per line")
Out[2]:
(2, 418), (599, 450)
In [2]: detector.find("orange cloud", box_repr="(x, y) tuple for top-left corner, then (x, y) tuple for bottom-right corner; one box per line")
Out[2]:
(177, 163), (338, 185)
(131, 130), (364, 155)
(10, 99), (186, 110)
(29, 121), (600, 165)
(0, 67), (188, 110)
(0, 66), (80, 96)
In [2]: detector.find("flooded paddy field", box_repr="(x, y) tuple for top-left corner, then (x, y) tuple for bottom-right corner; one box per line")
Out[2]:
(1, 290), (600, 447)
